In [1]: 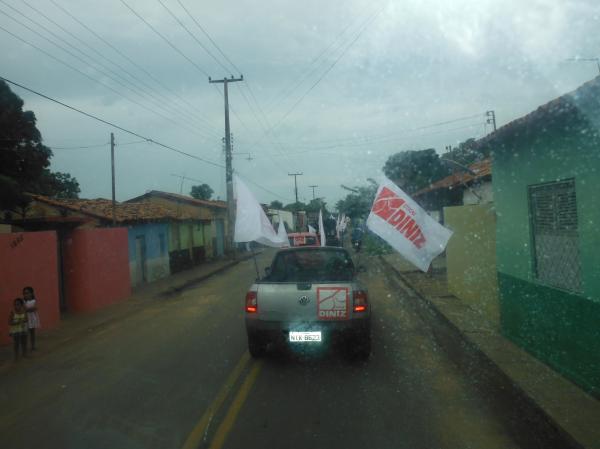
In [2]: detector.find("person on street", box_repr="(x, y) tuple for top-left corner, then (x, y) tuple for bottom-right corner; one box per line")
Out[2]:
(9, 298), (28, 361)
(23, 286), (40, 351)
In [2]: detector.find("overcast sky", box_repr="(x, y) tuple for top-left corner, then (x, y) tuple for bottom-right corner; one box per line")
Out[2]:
(1, 0), (598, 205)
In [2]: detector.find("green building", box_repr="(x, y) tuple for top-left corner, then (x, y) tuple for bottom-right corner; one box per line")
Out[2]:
(478, 76), (600, 396)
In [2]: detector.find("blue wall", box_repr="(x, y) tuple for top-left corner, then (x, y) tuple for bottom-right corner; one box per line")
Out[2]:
(127, 223), (169, 261)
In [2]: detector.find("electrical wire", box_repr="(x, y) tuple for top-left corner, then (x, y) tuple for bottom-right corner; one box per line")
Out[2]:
(49, 0), (220, 135)
(0, 76), (224, 168)
(0, 15), (213, 141)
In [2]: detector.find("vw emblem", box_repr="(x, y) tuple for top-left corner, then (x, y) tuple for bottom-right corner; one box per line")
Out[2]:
(298, 295), (310, 305)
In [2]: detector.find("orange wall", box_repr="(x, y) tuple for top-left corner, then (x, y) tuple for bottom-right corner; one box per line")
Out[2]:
(62, 228), (131, 313)
(0, 231), (60, 345)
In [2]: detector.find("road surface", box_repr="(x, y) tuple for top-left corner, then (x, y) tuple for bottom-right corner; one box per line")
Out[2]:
(1, 250), (534, 449)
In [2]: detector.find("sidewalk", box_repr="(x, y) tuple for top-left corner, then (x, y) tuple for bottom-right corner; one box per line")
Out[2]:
(380, 253), (600, 449)
(0, 252), (258, 370)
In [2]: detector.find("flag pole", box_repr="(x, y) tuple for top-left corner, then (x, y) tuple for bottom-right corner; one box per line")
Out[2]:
(250, 243), (260, 280)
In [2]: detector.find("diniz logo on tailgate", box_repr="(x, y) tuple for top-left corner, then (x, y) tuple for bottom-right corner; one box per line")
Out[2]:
(371, 187), (426, 249)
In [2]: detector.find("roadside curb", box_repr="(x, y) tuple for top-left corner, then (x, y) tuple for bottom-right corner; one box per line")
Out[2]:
(157, 252), (258, 297)
(378, 255), (584, 449)
(1, 252), (259, 371)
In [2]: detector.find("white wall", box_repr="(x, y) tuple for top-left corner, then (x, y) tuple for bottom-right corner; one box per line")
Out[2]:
(269, 209), (294, 229)
(463, 181), (494, 205)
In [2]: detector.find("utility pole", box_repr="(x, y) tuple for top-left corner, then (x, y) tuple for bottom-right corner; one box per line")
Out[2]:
(110, 132), (116, 226)
(486, 110), (497, 132)
(289, 173), (303, 230)
(210, 75), (243, 253)
(309, 185), (318, 200)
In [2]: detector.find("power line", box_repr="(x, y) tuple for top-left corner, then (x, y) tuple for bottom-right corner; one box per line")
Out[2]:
(119, 0), (210, 78)
(158, 0), (230, 75)
(1, 1), (215, 140)
(270, 6), (385, 133)
(49, 140), (148, 150)
(0, 13), (212, 140)
(20, 0), (221, 140)
(176, 0), (242, 75)
(2, 76), (285, 202)
(48, 0), (220, 135)
(255, 122), (486, 157)
(0, 76), (224, 168)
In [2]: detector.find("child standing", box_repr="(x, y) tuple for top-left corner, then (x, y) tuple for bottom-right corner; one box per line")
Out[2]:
(9, 298), (28, 360)
(23, 286), (40, 351)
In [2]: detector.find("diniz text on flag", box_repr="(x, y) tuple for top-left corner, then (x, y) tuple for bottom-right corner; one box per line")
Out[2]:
(366, 178), (452, 272)
(371, 187), (426, 249)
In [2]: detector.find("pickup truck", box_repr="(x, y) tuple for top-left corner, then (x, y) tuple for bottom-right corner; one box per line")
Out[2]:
(244, 246), (371, 359)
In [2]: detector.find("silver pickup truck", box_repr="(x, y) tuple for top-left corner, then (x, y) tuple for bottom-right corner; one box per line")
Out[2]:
(244, 246), (371, 359)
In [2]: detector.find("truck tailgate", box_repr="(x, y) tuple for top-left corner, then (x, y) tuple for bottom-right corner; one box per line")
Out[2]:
(257, 282), (353, 322)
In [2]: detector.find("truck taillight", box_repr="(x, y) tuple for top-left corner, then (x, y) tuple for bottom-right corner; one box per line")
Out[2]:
(353, 290), (368, 313)
(245, 291), (258, 313)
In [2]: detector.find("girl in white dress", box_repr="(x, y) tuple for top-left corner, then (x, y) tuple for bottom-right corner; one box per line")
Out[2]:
(23, 286), (40, 351)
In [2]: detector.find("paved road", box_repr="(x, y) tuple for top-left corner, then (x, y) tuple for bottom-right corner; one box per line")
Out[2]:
(1, 251), (528, 449)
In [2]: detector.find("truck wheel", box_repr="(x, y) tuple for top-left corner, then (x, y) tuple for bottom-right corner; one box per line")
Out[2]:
(248, 334), (267, 358)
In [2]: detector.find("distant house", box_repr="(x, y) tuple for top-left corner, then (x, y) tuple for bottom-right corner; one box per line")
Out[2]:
(479, 76), (600, 395)
(267, 208), (294, 231)
(125, 191), (228, 268)
(413, 158), (492, 222)
(12, 195), (195, 288)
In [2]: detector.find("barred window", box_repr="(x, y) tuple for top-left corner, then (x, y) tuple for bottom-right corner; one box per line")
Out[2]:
(529, 179), (581, 292)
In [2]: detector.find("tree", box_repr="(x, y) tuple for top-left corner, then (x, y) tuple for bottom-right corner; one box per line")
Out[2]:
(269, 200), (283, 209)
(305, 198), (328, 214)
(445, 137), (489, 166)
(336, 180), (378, 219)
(0, 80), (80, 211)
(284, 201), (306, 212)
(190, 183), (214, 200)
(382, 148), (450, 193)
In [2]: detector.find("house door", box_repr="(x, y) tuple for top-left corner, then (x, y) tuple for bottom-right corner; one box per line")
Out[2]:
(215, 220), (225, 257)
(135, 235), (147, 284)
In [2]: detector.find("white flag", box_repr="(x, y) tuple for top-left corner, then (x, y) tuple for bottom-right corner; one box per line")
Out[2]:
(308, 224), (316, 234)
(234, 176), (286, 247)
(277, 219), (289, 247)
(318, 209), (326, 247)
(366, 177), (453, 272)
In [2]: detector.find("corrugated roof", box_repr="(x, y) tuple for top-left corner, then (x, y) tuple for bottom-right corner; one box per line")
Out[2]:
(30, 195), (195, 223)
(126, 190), (227, 209)
(413, 158), (491, 197)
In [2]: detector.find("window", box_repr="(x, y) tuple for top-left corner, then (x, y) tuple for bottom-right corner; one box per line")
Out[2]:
(529, 179), (581, 292)
(268, 249), (355, 282)
(158, 233), (166, 257)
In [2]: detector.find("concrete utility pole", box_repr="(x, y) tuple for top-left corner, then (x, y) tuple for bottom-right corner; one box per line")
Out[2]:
(309, 185), (318, 200)
(289, 173), (303, 230)
(210, 75), (243, 252)
(486, 110), (497, 132)
(110, 132), (116, 226)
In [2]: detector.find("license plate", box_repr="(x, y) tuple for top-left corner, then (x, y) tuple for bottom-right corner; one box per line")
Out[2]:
(289, 331), (322, 342)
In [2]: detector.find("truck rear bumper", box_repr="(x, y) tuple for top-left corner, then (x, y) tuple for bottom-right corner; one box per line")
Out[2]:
(246, 317), (370, 344)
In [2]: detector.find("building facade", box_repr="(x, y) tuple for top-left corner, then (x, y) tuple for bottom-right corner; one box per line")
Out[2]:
(481, 76), (600, 395)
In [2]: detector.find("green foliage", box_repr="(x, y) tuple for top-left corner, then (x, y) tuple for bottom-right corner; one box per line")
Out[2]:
(305, 198), (328, 214)
(269, 200), (284, 209)
(383, 148), (450, 193)
(444, 138), (489, 166)
(284, 201), (306, 211)
(190, 183), (214, 200)
(0, 80), (79, 211)
(362, 231), (393, 256)
(336, 180), (377, 219)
